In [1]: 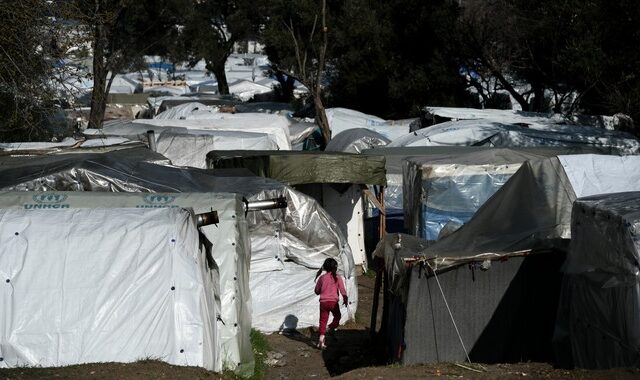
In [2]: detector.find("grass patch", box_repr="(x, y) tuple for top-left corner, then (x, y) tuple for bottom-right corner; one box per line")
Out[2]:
(224, 329), (270, 380)
(363, 269), (377, 279)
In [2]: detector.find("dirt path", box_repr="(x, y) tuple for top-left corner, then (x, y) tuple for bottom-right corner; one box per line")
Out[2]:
(263, 274), (380, 379)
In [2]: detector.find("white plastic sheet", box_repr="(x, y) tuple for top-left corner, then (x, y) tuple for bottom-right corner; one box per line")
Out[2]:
(0, 191), (253, 375)
(156, 130), (279, 168)
(559, 154), (640, 198)
(389, 119), (640, 154)
(325, 108), (413, 141)
(0, 207), (219, 370)
(134, 113), (292, 150)
(250, 261), (358, 332)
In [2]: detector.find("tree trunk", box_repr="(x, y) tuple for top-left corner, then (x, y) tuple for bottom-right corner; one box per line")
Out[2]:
(274, 70), (295, 101)
(492, 69), (530, 111)
(314, 94), (331, 146)
(89, 22), (108, 129)
(315, 0), (331, 146)
(531, 84), (546, 112)
(211, 62), (229, 95)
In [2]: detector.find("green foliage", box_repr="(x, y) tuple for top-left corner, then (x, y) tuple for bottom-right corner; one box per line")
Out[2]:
(176, 0), (266, 94)
(223, 329), (270, 380)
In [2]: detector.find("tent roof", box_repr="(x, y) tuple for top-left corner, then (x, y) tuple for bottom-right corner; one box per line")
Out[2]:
(363, 146), (618, 174)
(207, 150), (387, 186)
(0, 148), (284, 195)
(426, 154), (640, 257)
(325, 128), (390, 153)
(388, 119), (640, 154)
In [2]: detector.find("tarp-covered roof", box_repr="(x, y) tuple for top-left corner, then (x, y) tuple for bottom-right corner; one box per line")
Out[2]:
(0, 148), (282, 194)
(388, 119), (640, 154)
(207, 150), (387, 186)
(325, 128), (390, 153)
(426, 154), (640, 258)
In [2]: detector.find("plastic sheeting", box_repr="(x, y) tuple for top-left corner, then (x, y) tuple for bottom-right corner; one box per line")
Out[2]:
(155, 102), (220, 119)
(156, 130), (279, 168)
(0, 192), (252, 373)
(0, 189), (252, 374)
(426, 154), (640, 258)
(0, 207), (218, 370)
(0, 152), (358, 335)
(0, 137), (142, 153)
(555, 192), (640, 369)
(250, 261), (358, 332)
(402, 149), (553, 240)
(325, 108), (415, 141)
(388, 119), (640, 155)
(133, 113), (292, 150)
(325, 128), (390, 153)
(207, 150), (387, 186)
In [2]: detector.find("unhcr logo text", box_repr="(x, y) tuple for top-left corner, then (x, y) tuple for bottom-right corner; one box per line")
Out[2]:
(24, 193), (70, 209)
(137, 194), (179, 208)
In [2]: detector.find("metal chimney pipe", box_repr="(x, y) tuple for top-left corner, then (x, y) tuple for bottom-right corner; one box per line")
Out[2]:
(243, 197), (288, 212)
(196, 210), (219, 227)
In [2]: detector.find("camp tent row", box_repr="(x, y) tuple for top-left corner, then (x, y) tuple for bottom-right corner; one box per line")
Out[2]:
(0, 147), (359, 373)
(372, 154), (640, 368)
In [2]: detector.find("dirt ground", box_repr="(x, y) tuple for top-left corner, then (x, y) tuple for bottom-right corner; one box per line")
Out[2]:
(1, 275), (640, 379)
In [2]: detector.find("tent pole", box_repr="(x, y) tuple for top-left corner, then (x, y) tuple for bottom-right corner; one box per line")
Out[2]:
(370, 257), (383, 337)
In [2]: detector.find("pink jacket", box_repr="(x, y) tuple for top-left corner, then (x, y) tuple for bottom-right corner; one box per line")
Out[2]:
(314, 272), (347, 303)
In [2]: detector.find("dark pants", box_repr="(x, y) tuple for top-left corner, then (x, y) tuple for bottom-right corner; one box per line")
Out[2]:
(319, 300), (341, 335)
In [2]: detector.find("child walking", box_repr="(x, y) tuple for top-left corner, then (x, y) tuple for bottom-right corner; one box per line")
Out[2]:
(314, 258), (348, 349)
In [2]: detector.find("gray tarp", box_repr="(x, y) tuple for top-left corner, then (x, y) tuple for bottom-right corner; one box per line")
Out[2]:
(207, 150), (387, 186)
(402, 148), (566, 239)
(555, 192), (640, 369)
(372, 154), (640, 365)
(325, 128), (390, 153)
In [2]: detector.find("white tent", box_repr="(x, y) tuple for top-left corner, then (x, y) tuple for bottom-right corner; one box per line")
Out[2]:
(133, 113), (292, 150)
(388, 119), (640, 154)
(0, 151), (358, 336)
(156, 130), (279, 168)
(0, 191), (251, 374)
(325, 108), (414, 141)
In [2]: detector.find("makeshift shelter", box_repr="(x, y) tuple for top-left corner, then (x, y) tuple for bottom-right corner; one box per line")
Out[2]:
(92, 109), (290, 150)
(208, 150), (387, 269)
(325, 128), (390, 153)
(0, 150), (358, 335)
(401, 148), (610, 240)
(555, 192), (640, 369)
(325, 108), (415, 141)
(388, 119), (640, 155)
(361, 146), (612, 239)
(372, 154), (640, 365)
(0, 191), (246, 373)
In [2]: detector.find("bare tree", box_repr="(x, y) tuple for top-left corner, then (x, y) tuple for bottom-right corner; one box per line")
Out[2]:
(265, 0), (332, 144)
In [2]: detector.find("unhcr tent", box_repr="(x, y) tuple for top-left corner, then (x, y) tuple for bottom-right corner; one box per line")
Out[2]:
(0, 191), (246, 373)
(373, 154), (640, 365)
(208, 150), (387, 269)
(0, 150), (358, 335)
(556, 192), (640, 369)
